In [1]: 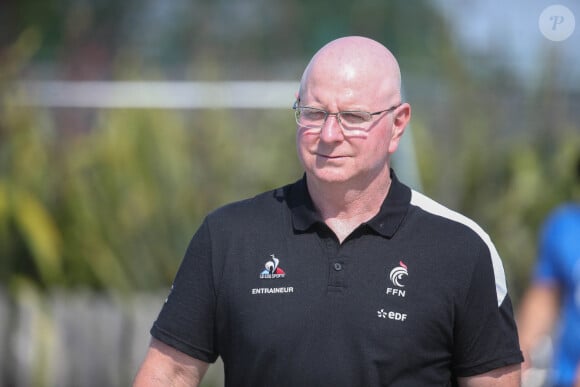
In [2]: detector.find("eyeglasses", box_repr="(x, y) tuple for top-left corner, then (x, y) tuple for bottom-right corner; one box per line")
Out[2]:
(293, 100), (401, 134)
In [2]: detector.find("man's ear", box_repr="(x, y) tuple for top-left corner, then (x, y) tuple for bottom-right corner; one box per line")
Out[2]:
(388, 103), (411, 154)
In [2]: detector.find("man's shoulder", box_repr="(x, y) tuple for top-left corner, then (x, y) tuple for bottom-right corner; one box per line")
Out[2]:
(409, 190), (490, 240)
(409, 190), (508, 306)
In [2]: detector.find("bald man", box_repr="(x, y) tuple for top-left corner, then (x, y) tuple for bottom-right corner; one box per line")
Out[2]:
(134, 36), (523, 386)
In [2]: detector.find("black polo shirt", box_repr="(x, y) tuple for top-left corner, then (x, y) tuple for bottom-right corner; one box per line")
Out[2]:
(151, 171), (523, 386)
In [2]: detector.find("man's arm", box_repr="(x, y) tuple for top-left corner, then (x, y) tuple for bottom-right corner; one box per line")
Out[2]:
(457, 364), (521, 387)
(516, 283), (560, 371)
(133, 337), (210, 387)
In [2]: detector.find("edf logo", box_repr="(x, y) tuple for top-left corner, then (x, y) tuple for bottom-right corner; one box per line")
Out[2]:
(539, 5), (576, 41)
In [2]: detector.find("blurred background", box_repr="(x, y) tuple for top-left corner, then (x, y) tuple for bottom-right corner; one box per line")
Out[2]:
(0, 0), (579, 386)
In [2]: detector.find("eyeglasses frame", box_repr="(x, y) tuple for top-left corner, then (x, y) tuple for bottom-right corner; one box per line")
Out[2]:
(292, 100), (402, 132)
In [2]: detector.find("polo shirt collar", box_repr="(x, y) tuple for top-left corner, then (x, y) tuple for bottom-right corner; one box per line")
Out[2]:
(287, 169), (411, 238)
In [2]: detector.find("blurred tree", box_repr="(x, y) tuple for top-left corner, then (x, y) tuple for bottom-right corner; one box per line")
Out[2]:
(0, 0), (578, 300)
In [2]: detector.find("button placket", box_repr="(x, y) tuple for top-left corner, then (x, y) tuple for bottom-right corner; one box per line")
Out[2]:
(319, 232), (348, 290)
(328, 257), (347, 289)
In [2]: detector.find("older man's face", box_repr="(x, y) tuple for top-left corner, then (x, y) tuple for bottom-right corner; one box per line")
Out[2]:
(296, 47), (403, 187)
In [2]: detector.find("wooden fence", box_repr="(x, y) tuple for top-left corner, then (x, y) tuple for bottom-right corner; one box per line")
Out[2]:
(0, 288), (224, 387)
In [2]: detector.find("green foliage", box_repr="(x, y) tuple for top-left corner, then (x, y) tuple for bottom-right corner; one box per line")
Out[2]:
(413, 111), (579, 302)
(3, 94), (577, 299)
(1, 1), (578, 303)
(484, 135), (580, 301)
(0, 101), (300, 291)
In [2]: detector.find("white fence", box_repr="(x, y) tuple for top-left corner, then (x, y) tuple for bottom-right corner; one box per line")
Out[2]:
(0, 289), (224, 387)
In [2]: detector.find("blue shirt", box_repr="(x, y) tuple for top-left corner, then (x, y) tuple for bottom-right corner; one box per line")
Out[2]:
(534, 204), (580, 386)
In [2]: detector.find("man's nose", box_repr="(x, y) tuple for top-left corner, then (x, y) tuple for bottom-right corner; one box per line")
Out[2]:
(319, 114), (344, 142)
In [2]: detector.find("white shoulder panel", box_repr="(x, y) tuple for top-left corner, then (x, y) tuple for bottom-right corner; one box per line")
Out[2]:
(410, 190), (507, 306)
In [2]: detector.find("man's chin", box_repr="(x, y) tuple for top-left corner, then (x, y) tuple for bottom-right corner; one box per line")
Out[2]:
(308, 169), (351, 184)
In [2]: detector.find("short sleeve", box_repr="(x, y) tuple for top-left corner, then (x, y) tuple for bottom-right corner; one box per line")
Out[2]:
(150, 218), (219, 363)
(533, 212), (563, 284)
(452, 244), (523, 376)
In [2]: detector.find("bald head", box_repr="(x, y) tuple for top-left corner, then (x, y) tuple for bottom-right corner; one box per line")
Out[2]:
(295, 36), (411, 195)
(299, 36), (402, 106)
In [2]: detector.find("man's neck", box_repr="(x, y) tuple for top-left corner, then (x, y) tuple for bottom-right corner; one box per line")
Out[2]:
(307, 170), (392, 243)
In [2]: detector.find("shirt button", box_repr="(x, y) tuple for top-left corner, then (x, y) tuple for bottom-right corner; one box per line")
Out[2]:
(333, 262), (343, 271)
